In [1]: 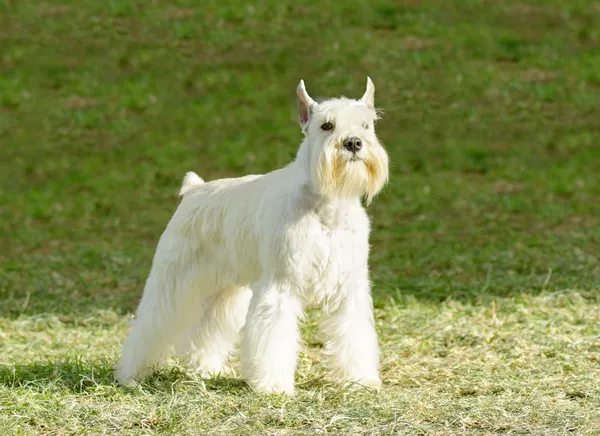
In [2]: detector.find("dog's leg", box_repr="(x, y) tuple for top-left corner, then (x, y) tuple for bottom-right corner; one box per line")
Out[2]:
(176, 285), (252, 376)
(239, 280), (302, 394)
(116, 257), (199, 385)
(320, 271), (382, 391)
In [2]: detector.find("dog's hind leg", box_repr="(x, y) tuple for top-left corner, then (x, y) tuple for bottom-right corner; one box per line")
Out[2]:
(175, 285), (252, 376)
(116, 249), (201, 385)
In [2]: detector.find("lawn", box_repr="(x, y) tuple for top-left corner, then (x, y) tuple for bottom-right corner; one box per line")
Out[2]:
(1, 0), (600, 434)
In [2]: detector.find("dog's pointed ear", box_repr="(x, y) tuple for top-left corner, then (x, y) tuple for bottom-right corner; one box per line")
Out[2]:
(361, 77), (375, 109)
(297, 80), (316, 129)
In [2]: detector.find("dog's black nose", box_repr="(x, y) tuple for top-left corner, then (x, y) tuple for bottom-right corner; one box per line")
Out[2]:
(343, 137), (362, 153)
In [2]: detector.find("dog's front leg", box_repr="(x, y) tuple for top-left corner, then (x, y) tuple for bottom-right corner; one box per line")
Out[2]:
(240, 280), (302, 394)
(320, 269), (382, 391)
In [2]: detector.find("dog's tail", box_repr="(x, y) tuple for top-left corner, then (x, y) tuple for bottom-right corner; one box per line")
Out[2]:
(180, 171), (205, 195)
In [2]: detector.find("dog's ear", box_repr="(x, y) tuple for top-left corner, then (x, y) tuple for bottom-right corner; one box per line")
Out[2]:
(361, 77), (375, 110)
(297, 80), (316, 129)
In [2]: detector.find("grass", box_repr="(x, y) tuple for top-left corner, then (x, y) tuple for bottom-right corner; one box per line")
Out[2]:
(1, 0), (599, 433)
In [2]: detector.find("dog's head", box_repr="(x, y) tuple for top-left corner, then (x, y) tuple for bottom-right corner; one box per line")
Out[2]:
(297, 78), (389, 204)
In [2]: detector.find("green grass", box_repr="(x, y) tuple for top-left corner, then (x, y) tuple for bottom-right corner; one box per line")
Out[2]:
(1, 0), (599, 433)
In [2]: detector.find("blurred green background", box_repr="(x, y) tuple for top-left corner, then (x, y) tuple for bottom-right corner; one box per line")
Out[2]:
(1, 1), (599, 433)
(2, 0), (598, 315)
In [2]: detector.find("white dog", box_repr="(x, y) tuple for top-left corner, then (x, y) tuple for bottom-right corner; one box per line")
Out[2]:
(116, 78), (389, 394)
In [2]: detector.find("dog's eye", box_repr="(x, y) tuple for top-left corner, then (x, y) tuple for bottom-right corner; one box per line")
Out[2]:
(321, 122), (334, 131)
(362, 123), (369, 129)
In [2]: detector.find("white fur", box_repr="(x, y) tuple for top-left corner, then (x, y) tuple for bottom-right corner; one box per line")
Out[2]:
(179, 171), (204, 195)
(116, 78), (389, 394)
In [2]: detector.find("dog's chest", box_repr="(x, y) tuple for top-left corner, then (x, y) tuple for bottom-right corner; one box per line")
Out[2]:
(290, 205), (368, 306)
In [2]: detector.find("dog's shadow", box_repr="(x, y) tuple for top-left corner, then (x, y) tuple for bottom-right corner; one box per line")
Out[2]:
(0, 360), (248, 394)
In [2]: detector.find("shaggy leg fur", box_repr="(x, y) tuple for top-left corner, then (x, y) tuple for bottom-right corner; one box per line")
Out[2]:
(116, 225), (206, 385)
(320, 271), (382, 391)
(176, 285), (252, 375)
(116, 270), (199, 385)
(240, 281), (303, 394)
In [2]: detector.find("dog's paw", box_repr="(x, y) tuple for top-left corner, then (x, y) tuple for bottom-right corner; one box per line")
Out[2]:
(185, 358), (235, 378)
(339, 375), (382, 393)
(250, 380), (295, 395)
(196, 364), (236, 378)
(356, 376), (382, 392)
(114, 366), (148, 387)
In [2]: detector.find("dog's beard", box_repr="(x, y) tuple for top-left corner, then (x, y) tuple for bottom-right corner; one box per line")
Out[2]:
(314, 140), (389, 204)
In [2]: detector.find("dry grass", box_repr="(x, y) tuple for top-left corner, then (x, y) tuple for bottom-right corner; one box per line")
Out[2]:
(1, 291), (599, 434)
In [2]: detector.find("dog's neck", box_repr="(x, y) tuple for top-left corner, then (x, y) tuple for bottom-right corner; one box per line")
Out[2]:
(297, 184), (358, 229)
(292, 140), (362, 229)
(293, 138), (312, 176)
